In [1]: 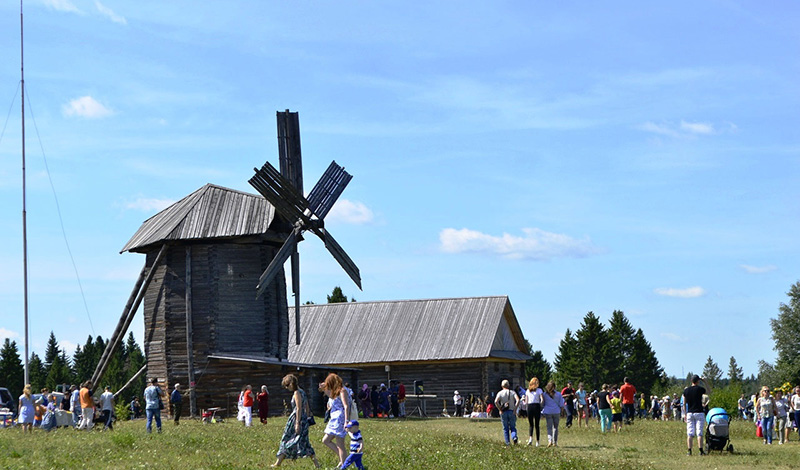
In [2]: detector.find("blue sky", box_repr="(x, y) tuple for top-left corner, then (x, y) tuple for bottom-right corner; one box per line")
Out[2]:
(0, 1), (798, 379)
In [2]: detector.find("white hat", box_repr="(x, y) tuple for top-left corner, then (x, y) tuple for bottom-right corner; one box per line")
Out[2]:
(174, 383), (181, 388)
(454, 390), (460, 395)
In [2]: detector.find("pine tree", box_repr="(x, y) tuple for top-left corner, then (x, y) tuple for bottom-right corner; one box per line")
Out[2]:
(0, 339), (24, 398)
(122, 332), (147, 404)
(574, 312), (610, 390)
(44, 331), (61, 368)
(327, 286), (348, 303)
(45, 353), (72, 391)
(28, 353), (47, 391)
(607, 310), (636, 384)
(771, 281), (800, 384)
(627, 329), (664, 394)
(523, 340), (552, 384)
(728, 356), (743, 383)
(553, 329), (578, 385)
(72, 336), (97, 382)
(702, 356), (723, 387)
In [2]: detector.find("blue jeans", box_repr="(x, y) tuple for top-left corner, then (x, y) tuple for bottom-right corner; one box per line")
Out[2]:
(761, 416), (774, 444)
(146, 408), (162, 433)
(501, 410), (517, 444)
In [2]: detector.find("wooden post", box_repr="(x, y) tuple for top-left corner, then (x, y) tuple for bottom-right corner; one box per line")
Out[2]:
(185, 246), (196, 418)
(92, 244), (167, 391)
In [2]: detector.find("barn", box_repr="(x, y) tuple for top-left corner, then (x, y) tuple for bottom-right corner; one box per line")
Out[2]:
(287, 296), (531, 411)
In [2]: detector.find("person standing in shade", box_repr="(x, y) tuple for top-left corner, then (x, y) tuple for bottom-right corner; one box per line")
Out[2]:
(682, 375), (711, 455)
(542, 381), (566, 447)
(561, 381), (575, 428)
(524, 377), (544, 446)
(69, 385), (81, 427)
(453, 390), (463, 417)
(258, 385), (270, 424)
(398, 381), (406, 418)
(144, 377), (165, 434)
(171, 383), (182, 425)
(495, 380), (520, 445)
(100, 386), (115, 430)
(77, 381), (94, 431)
(620, 377), (636, 425)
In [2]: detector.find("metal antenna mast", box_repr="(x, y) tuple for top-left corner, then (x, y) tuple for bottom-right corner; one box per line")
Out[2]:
(21, 0), (30, 385)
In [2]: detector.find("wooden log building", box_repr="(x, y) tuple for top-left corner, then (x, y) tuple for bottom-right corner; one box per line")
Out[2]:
(288, 296), (531, 410)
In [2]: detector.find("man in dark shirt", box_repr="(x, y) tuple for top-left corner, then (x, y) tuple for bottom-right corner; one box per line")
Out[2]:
(171, 383), (183, 425)
(682, 375), (711, 456)
(561, 381), (576, 428)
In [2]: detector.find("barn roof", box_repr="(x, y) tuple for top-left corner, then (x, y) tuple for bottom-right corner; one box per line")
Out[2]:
(287, 296), (530, 365)
(122, 184), (277, 253)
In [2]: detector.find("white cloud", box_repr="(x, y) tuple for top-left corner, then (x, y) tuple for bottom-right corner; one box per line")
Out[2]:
(740, 264), (777, 274)
(661, 332), (688, 342)
(0, 327), (20, 342)
(638, 120), (732, 139)
(59, 340), (78, 356)
(43, 0), (81, 13)
(680, 120), (715, 135)
(124, 197), (176, 212)
(653, 286), (706, 298)
(62, 96), (113, 119)
(325, 199), (374, 225)
(439, 227), (599, 261)
(94, 1), (126, 24)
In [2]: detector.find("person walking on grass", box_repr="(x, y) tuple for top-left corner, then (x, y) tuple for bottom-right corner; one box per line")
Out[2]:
(272, 374), (319, 468)
(597, 384), (612, 433)
(171, 383), (182, 425)
(495, 379), (520, 446)
(144, 377), (165, 434)
(791, 385), (800, 440)
(561, 381), (575, 428)
(756, 386), (777, 445)
(610, 391), (623, 432)
(77, 381), (94, 431)
(258, 385), (270, 424)
(100, 386), (114, 431)
(774, 390), (789, 445)
(542, 381), (565, 447)
(682, 375), (711, 455)
(17, 384), (34, 434)
(320, 373), (351, 468)
(576, 382), (589, 427)
(620, 377), (636, 425)
(524, 377), (544, 446)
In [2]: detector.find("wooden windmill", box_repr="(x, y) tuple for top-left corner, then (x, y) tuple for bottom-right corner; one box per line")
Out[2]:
(249, 110), (362, 344)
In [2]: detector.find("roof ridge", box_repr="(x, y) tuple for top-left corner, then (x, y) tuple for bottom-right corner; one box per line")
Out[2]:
(294, 295), (508, 308)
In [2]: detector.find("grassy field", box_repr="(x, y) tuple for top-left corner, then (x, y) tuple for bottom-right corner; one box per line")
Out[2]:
(0, 416), (796, 469)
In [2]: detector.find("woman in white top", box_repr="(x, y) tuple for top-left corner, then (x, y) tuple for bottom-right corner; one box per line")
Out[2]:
(524, 377), (545, 446)
(756, 386), (777, 445)
(774, 390), (789, 444)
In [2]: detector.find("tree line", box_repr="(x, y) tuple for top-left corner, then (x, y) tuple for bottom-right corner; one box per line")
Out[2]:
(0, 331), (146, 405)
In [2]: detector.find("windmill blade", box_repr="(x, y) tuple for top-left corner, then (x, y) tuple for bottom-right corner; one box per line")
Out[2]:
(320, 228), (362, 290)
(255, 228), (300, 299)
(306, 161), (353, 220)
(290, 249), (301, 345)
(249, 162), (313, 225)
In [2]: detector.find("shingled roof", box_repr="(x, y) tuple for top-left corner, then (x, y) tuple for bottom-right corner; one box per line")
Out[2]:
(287, 296), (530, 365)
(122, 184), (277, 253)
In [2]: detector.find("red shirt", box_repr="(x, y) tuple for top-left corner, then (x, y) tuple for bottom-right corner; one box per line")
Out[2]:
(620, 383), (636, 405)
(242, 391), (254, 407)
(398, 384), (406, 400)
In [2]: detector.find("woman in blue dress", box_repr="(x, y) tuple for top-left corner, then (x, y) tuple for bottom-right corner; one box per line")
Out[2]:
(272, 374), (319, 468)
(320, 373), (351, 468)
(18, 384), (35, 433)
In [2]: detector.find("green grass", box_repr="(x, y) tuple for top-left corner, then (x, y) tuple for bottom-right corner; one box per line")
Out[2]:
(0, 417), (796, 469)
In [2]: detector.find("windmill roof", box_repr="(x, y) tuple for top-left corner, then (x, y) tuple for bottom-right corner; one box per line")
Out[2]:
(121, 184), (276, 253)
(287, 296), (530, 365)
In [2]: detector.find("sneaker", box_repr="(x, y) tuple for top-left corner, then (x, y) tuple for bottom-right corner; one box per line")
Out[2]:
(699, 449), (705, 455)
(527, 437), (532, 446)
(687, 449), (692, 456)
(513, 437), (518, 445)
(535, 441), (539, 447)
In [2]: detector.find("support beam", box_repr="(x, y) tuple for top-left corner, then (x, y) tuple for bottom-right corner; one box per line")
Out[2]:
(185, 246), (196, 418)
(113, 364), (147, 399)
(92, 244), (167, 391)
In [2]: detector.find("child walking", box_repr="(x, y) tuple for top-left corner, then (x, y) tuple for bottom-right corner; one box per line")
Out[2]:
(341, 420), (364, 470)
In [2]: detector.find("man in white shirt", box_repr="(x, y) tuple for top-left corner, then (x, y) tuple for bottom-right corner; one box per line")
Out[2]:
(100, 386), (115, 430)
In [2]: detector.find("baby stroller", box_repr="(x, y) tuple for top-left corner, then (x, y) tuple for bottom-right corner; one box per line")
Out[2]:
(704, 408), (734, 453)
